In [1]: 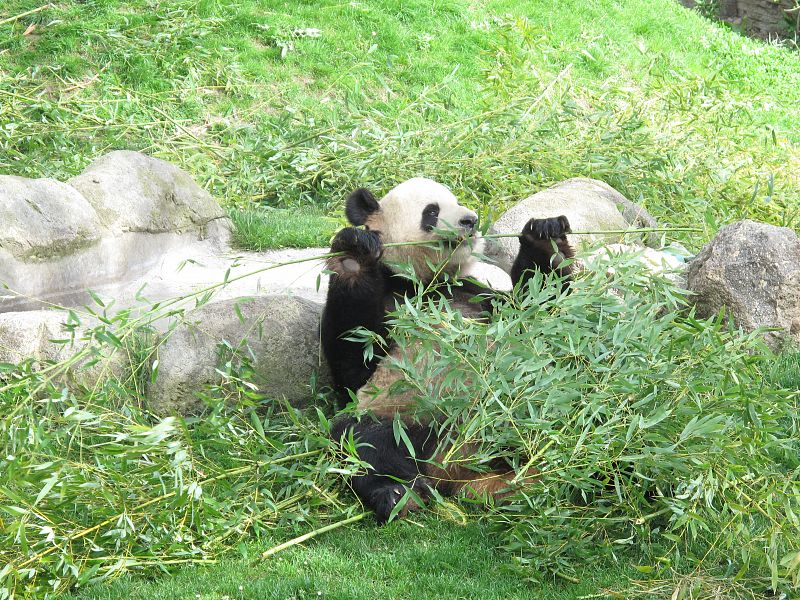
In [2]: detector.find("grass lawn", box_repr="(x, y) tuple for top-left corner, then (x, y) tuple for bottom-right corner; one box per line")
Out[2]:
(2, 0), (800, 598)
(66, 517), (635, 600)
(228, 206), (339, 250)
(2, 0), (800, 248)
(772, 349), (800, 389)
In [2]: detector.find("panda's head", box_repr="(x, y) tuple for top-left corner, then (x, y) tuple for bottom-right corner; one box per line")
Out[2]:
(346, 178), (483, 282)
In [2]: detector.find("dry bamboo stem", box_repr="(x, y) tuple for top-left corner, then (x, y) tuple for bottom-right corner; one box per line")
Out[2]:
(261, 512), (368, 558)
(0, 4), (51, 27)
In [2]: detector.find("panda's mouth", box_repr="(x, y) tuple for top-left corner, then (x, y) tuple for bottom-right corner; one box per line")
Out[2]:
(431, 223), (478, 245)
(438, 231), (480, 251)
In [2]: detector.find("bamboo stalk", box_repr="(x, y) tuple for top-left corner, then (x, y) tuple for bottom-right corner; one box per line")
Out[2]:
(0, 4), (51, 27)
(379, 227), (703, 249)
(483, 227), (702, 237)
(0, 224), (697, 397)
(554, 571), (581, 584)
(261, 512), (368, 558)
(0, 223), (702, 392)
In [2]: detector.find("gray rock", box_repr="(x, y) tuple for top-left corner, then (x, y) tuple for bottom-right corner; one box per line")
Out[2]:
(0, 309), (137, 386)
(0, 310), (69, 364)
(0, 175), (101, 262)
(686, 220), (800, 350)
(0, 151), (233, 313)
(0, 154), (334, 409)
(148, 295), (331, 415)
(69, 150), (230, 240)
(485, 178), (659, 272)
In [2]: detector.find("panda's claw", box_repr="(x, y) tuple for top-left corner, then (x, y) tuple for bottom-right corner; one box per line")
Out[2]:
(370, 483), (419, 524)
(330, 227), (383, 260)
(520, 216), (571, 244)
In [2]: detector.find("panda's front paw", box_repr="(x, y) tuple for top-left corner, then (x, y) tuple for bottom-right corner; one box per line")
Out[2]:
(330, 227), (383, 260)
(520, 216), (571, 245)
(328, 227), (383, 277)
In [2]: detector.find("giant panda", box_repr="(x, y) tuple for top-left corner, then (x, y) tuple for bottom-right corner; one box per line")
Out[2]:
(322, 177), (574, 522)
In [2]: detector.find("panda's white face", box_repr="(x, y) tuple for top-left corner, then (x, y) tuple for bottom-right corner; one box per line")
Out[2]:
(347, 178), (483, 282)
(377, 178), (478, 241)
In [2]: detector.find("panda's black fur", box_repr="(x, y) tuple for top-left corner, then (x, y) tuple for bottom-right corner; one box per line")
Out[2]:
(322, 178), (574, 522)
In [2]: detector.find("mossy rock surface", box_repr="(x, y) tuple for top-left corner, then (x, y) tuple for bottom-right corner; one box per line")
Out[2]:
(0, 151), (232, 312)
(148, 295), (331, 416)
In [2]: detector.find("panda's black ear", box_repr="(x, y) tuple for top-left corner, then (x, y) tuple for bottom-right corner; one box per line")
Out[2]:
(345, 188), (380, 226)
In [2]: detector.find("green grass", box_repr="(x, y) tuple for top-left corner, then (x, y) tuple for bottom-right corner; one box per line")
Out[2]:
(1, 0), (799, 251)
(66, 517), (634, 600)
(229, 207), (339, 250)
(771, 349), (800, 389)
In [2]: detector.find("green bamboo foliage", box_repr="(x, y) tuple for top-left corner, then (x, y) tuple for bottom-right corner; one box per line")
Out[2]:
(1, 250), (799, 598)
(0, 306), (341, 598)
(361, 254), (800, 592)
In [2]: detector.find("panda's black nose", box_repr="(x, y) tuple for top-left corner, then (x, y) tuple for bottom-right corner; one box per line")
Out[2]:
(459, 215), (478, 230)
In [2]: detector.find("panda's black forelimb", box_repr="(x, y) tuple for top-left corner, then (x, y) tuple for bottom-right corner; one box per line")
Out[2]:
(511, 215), (574, 290)
(329, 226), (383, 263)
(322, 227), (393, 405)
(331, 416), (437, 523)
(323, 216), (574, 407)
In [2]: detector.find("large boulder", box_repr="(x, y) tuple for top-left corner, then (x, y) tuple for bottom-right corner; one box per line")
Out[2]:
(69, 150), (230, 240)
(686, 220), (800, 350)
(0, 310), (71, 364)
(485, 178), (659, 272)
(0, 177), (103, 309)
(0, 176), (101, 261)
(0, 151), (232, 312)
(0, 310), (138, 386)
(0, 294), (334, 413)
(0, 153), (335, 412)
(148, 295), (331, 415)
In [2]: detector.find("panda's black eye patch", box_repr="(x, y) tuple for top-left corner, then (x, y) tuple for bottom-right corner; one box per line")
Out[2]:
(420, 203), (439, 232)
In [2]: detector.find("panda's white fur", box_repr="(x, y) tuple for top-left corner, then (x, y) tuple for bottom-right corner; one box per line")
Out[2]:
(362, 178), (485, 283)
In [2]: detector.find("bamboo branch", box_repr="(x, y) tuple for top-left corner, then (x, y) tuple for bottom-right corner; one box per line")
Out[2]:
(261, 512), (368, 558)
(379, 227), (703, 249)
(0, 224), (696, 379)
(0, 4), (51, 27)
(13, 449), (322, 570)
(0, 224), (698, 397)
